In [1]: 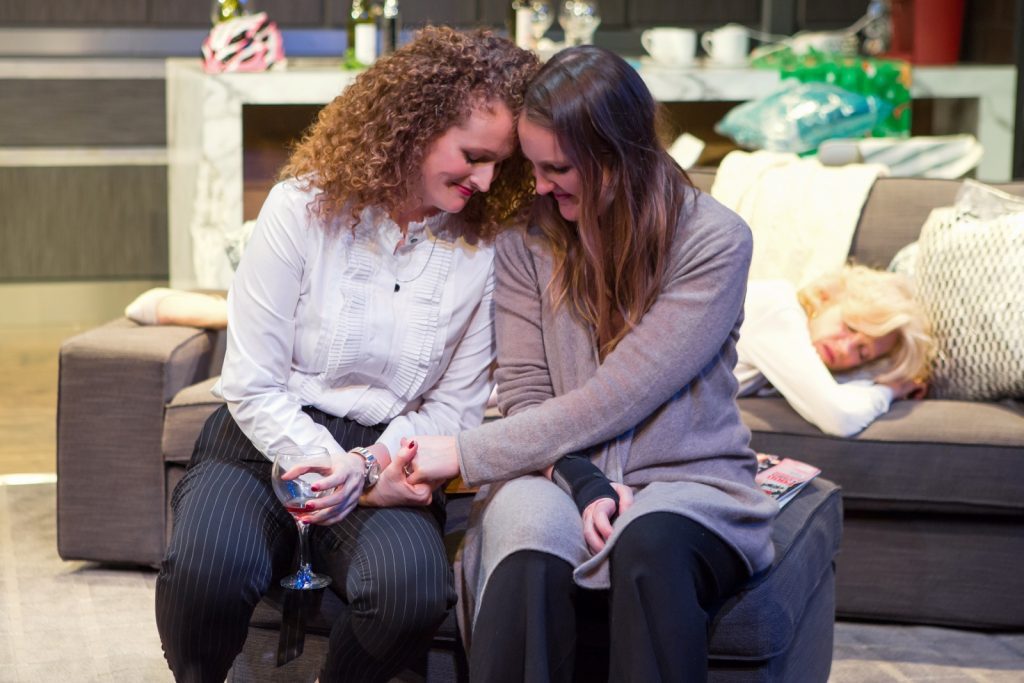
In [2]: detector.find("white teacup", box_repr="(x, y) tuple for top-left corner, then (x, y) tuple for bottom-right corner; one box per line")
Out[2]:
(701, 23), (749, 66)
(641, 27), (697, 67)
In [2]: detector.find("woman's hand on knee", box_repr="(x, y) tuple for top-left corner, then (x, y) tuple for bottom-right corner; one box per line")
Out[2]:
(360, 440), (433, 508)
(300, 451), (366, 525)
(581, 483), (634, 554)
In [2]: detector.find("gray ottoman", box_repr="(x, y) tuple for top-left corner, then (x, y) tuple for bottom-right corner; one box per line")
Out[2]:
(709, 477), (842, 681)
(230, 478), (842, 682)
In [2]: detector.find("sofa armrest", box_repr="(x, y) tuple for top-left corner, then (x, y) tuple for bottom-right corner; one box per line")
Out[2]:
(57, 318), (224, 567)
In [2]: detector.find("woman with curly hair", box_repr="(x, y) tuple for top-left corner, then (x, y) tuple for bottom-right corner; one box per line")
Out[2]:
(736, 264), (935, 436)
(155, 27), (537, 682)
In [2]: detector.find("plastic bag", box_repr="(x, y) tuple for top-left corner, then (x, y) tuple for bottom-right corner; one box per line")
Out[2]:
(715, 81), (891, 154)
(954, 179), (1024, 222)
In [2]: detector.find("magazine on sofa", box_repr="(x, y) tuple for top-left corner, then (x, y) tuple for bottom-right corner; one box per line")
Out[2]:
(755, 453), (821, 508)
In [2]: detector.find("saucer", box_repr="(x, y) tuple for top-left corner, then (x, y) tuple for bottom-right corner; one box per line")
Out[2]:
(701, 57), (750, 69)
(638, 55), (697, 70)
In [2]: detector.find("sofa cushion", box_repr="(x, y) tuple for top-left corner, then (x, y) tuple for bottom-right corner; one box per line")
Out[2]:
(163, 376), (224, 465)
(840, 178), (1024, 268)
(741, 397), (1024, 514)
(915, 206), (1024, 400)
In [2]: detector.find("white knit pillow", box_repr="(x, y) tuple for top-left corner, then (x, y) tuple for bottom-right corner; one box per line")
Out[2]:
(915, 206), (1024, 400)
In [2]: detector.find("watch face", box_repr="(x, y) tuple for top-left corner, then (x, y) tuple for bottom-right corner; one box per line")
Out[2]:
(366, 462), (381, 487)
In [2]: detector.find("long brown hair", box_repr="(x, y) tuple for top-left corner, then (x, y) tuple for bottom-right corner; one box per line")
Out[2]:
(523, 46), (691, 357)
(281, 26), (539, 237)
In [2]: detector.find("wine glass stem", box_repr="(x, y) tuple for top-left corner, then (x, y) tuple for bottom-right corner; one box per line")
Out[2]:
(295, 519), (313, 579)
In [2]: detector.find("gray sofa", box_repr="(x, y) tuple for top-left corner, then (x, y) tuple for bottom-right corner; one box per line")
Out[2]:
(57, 173), (1024, 631)
(691, 170), (1024, 631)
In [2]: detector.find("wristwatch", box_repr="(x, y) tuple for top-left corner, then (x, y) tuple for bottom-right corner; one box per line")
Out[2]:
(351, 446), (381, 489)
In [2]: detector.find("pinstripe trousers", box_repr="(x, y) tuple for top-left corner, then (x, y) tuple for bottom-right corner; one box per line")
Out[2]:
(155, 404), (455, 683)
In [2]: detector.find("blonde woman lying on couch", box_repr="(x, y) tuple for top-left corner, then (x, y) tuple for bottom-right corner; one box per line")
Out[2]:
(735, 264), (935, 437)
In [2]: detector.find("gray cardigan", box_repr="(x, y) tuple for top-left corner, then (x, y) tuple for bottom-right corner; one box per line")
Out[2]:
(454, 189), (777, 630)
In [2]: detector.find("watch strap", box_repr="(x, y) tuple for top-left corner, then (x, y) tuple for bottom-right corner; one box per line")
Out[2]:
(351, 446), (378, 489)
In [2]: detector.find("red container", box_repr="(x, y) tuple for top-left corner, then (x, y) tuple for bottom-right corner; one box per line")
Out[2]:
(889, 0), (965, 65)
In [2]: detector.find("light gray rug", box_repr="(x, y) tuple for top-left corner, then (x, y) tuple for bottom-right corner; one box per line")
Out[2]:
(2, 482), (1022, 682)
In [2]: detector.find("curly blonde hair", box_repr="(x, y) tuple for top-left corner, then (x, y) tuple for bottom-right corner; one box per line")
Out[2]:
(280, 26), (539, 237)
(799, 264), (936, 383)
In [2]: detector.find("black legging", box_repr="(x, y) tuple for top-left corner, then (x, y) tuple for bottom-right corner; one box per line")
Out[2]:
(155, 405), (454, 683)
(470, 512), (749, 682)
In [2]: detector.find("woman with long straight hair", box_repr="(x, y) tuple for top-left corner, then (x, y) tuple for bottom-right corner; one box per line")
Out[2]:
(404, 46), (777, 681)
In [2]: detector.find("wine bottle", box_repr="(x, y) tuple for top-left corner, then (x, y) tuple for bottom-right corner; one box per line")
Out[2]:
(507, 0), (533, 50)
(347, 0), (377, 67)
(210, 0), (253, 24)
(379, 0), (401, 56)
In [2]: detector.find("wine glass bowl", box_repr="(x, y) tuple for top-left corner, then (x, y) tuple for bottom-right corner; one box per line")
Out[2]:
(272, 461), (329, 515)
(529, 1), (555, 44)
(558, 0), (601, 47)
(271, 445), (333, 590)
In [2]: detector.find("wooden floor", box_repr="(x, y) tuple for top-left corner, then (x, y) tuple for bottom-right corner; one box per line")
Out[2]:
(0, 325), (82, 476)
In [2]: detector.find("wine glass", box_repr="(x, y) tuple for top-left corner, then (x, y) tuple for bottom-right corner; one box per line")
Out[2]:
(559, 0), (601, 47)
(271, 444), (333, 590)
(529, 1), (555, 45)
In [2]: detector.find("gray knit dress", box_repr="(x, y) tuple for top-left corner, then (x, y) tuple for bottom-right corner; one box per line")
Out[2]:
(453, 189), (778, 643)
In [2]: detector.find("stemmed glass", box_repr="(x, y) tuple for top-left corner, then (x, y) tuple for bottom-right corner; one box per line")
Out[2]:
(559, 0), (601, 47)
(271, 445), (333, 590)
(529, 1), (555, 46)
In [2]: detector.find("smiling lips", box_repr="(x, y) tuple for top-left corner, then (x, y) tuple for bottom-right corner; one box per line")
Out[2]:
(454, 183), (473, 198)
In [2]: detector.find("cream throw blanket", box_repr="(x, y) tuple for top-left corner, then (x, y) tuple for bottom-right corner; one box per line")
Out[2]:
(711, 150), (886, 288)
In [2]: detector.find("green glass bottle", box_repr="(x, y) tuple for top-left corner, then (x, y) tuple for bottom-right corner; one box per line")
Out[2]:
(210, 0), (253, 24)
(379, 0), (401, 56)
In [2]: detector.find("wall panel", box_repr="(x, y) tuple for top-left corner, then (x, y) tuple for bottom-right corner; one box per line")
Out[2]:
(0, 165), (167, 281)
(0, 0), (147, 25)
(798, 0), (865, 28)
(149, 0), (326, 27)
(0, 79), (165, 147)
(628, 0), (760, 28)
(391, 0), (478, 27)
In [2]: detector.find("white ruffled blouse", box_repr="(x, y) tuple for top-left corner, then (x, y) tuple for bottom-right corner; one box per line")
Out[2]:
(214, 179), (496, 459)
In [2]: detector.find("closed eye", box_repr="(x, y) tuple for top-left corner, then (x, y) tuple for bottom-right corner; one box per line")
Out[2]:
(464, 149), (503, 165)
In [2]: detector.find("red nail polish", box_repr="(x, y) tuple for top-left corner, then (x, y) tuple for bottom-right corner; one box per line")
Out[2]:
(409, 440), (417, 449)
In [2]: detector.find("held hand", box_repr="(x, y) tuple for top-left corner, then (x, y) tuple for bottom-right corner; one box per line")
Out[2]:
(581, 483), (634, 554)
(296, 450), (365, 526)
(360, 439), (433, 508)
(404, 435), (461, 488)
